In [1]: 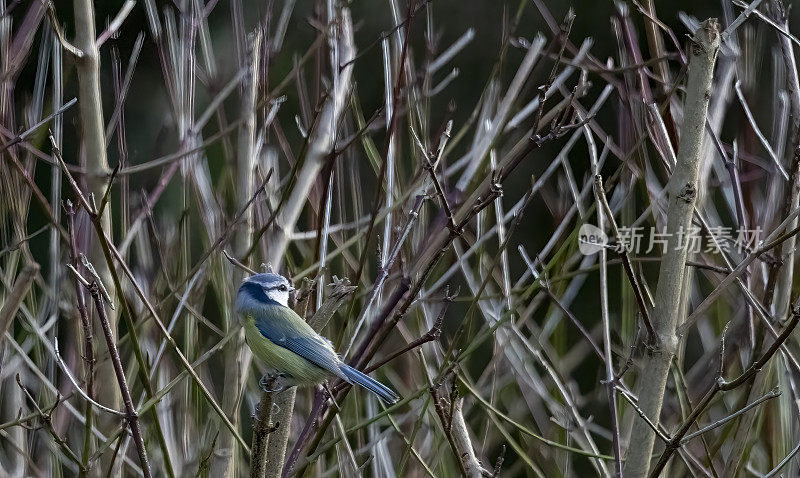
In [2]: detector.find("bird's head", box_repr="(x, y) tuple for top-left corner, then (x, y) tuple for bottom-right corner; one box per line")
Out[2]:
(236, 273), (295, 312)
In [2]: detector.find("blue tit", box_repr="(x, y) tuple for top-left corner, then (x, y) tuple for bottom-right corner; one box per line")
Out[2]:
(236, 273), (400, 404)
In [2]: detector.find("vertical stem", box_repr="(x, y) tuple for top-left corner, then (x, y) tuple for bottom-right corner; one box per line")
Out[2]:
(72, 0), (111, 273)
(66, 202), (95, 472)
(214, 25), (262, 478)
(772, 0), (800, 337)
(235, 28), (261, 263)
(589, 165), (622, 474)
(449, 397), (485, 478)
(88, 282), (151, 478)
(261, 7), (354, 477)
(623, 20), (719, 478)
(641, 0), (670, 94)
(53, 37), (178, 466)
(72, 0), (119, 433)
(265, 8), (354, 269)
(264, 389), (296, 477)
(250, 385), (275, 478)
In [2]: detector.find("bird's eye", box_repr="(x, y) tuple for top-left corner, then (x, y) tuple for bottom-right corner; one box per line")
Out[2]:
(278, 284), (288, 292)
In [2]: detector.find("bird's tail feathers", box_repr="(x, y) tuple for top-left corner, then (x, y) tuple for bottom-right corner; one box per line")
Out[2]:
(340, 364), (399, 405)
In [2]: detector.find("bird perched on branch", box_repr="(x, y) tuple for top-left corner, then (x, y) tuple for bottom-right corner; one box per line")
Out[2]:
(236, 272), (400, 404)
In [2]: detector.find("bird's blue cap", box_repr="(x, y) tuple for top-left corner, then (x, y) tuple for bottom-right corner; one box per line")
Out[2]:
(241, 273), (292, 288)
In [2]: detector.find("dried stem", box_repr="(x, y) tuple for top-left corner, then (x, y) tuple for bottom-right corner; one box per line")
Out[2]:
(429, 382), (487, 477)
(0, 263), (39, 395)
(623, 20), (720, 478)
(588, 130), (622, 477)
(214, 24), (263, 477)
(15, 375), (85, 471)
(86, 281), (151, 478)
(250, 378), (277, 478)
(65, 200), (95, 469)
(71, 0), (120, 449)
(649, 304), (800, 476)
(594, 174), (654, 342)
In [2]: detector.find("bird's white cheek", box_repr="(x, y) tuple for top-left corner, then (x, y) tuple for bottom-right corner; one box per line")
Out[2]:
(266, 290), (289, 307)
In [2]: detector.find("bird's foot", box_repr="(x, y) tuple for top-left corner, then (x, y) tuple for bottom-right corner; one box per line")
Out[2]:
(259, 372), (292, 393)
(259, 372), (282, 392)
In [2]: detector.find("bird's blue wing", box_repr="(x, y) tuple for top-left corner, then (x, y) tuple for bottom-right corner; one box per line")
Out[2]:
(253, 305), (347, 380)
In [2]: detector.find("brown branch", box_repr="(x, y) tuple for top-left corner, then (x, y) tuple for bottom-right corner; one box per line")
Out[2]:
(86, 281), (151, 478)
(65, 200), (96, 467)
(365, 293), (449, 373)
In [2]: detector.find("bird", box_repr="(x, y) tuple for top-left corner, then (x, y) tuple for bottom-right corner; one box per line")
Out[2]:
(236, 272), (400, 404)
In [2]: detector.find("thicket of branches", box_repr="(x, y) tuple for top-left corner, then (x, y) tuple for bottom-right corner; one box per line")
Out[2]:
(2, 0), (800, 476)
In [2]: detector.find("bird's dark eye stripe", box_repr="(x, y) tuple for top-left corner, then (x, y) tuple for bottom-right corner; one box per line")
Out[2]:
(241, 282), (269, 299)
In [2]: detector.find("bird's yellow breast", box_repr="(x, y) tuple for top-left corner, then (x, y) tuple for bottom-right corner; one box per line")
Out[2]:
(242, 315), (329, 385)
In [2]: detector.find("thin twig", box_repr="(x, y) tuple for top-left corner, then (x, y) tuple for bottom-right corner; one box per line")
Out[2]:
(65, 200), (96, 468)
(86, 281), (151, 477)
(680, 387), (780, 444)
(594, 174), (654, 342)
(15, 375), (85, 471)
(52, 338), (123, 417)
(365, 292), (450, 373)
